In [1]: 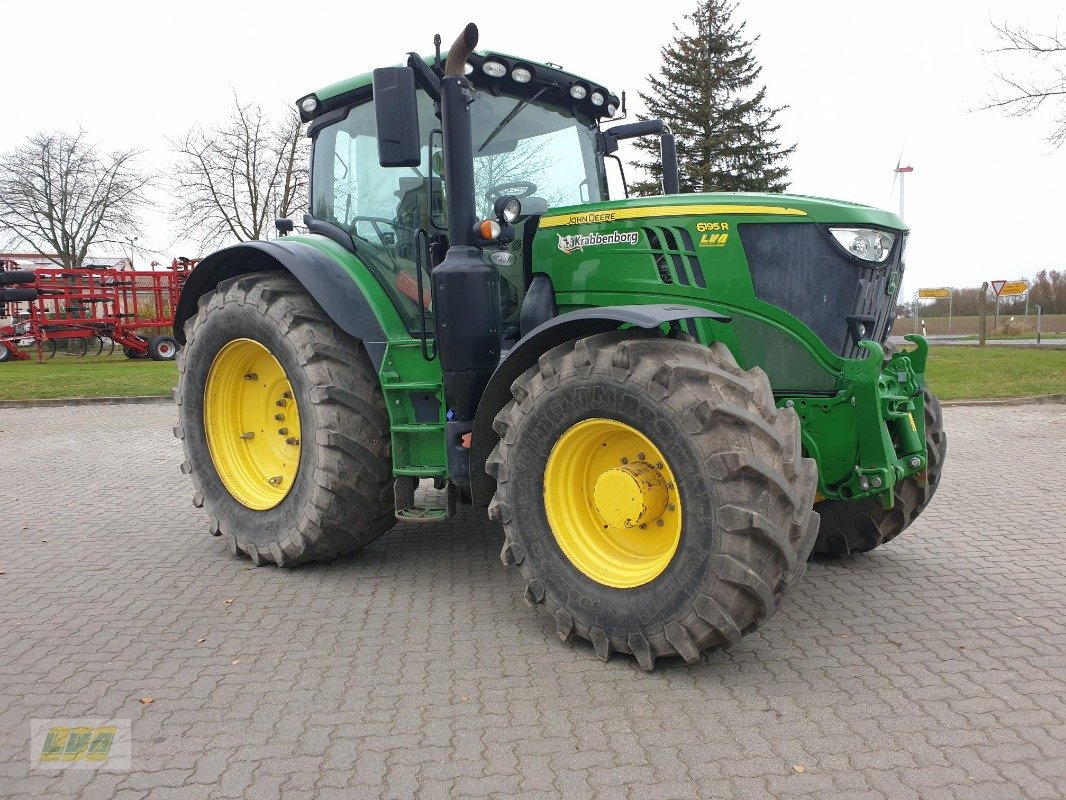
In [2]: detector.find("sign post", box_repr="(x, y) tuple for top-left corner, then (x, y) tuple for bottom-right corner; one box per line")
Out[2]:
(990, 281), (1005, 329)
(979, 281), (989, 346)
(917, 288), (952, 333)
(989, 280), (1029, 330)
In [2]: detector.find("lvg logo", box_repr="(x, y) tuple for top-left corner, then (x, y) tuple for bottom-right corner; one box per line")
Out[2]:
(31, 719), (132, 770)
(39, 726), (116, 763)
(695, 220), (730, 248)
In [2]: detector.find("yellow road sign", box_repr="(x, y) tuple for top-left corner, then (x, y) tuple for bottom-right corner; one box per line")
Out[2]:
(997, 280), (1029, 296)
(918, 287), (951, 298)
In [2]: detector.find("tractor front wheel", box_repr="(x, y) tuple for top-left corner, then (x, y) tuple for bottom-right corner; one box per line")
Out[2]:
(175, 271), (395, 565)
(487, 332), (820, 670)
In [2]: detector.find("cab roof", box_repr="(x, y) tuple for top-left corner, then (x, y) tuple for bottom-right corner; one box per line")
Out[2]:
(299, 50), (622, 126)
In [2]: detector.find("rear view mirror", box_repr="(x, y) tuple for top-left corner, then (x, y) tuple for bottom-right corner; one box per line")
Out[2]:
(373, 67), (421, 168)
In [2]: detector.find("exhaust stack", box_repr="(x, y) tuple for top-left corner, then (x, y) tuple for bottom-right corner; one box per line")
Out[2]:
(431, 22), (503, 485)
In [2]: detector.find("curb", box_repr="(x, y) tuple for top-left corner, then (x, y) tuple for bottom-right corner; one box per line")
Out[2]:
(942, 393), (1066, 408)
(0, 395), (173, 409)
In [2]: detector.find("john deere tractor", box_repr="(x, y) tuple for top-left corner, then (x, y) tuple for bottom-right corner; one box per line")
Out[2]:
(173, 24), (946, 669)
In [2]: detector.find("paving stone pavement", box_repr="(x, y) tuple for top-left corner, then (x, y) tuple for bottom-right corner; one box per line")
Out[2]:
(0, 402), (1063, 800)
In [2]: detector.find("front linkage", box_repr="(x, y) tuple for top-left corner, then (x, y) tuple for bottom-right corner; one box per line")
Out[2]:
(780, 334), (930, 509)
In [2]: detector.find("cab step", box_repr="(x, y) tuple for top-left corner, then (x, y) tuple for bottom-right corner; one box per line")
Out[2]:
(393, 475), (459, 522)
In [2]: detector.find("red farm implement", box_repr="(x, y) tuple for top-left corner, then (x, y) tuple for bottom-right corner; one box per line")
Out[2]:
(0, 260), (195, 363)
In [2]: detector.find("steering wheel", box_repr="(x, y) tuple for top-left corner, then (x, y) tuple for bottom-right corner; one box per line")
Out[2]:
(484, 181), (538, 203)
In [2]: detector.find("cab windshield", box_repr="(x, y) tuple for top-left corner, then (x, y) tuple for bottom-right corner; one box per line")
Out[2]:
(310, 89), (604, 240)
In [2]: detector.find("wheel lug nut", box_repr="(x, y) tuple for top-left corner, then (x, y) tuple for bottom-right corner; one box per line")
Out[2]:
(656, 461), (663, 469)
(282, 391), (292, 399)
(667, 504), (676, 512)
(286, 437), (300, 446)
(278, 428), (289, 435)
(243, 372), (258, 381)
(620, 457), (628, 464)
(274, 413), (285, 421)
(267, 476), (283, 486)
(639, 524), (647, 530)
(637, 452), (645, 461)
(656, 519), (665, 527)
(239, 431), (255, 440)
(276, 399), (286, 407)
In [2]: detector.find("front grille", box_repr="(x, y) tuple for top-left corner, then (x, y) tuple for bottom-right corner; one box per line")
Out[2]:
(739, 222), (904, 358)
(844, 249), (904, 358)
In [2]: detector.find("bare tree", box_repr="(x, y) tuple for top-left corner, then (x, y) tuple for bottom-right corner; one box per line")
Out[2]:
(984, 21), (1066, 147)
(171, 95), (309, 248)
(0, 130), (150, 268)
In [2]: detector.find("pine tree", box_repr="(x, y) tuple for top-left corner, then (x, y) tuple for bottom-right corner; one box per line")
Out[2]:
(631, 1), (795, 196)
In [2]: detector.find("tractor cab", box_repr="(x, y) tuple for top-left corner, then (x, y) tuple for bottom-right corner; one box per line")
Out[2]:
(301, 49), (653, 341)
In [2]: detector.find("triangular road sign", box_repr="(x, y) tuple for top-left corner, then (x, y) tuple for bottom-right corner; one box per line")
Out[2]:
(991, 280), (1006, 296)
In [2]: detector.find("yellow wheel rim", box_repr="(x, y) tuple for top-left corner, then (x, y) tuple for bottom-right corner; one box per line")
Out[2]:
(543, 418), (682, 589)
(204, 338), (301, 511)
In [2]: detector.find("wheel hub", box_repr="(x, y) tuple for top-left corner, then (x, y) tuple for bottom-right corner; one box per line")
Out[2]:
(543, 418), (681, 589)
(593, 462), (668, 529)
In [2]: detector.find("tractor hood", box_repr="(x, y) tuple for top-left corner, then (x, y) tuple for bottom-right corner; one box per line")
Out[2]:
(538, 192), (906, 232)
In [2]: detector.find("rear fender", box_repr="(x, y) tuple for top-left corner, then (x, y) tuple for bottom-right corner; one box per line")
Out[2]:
(469, 304), (729, 505)
(173, 239), (390, 366)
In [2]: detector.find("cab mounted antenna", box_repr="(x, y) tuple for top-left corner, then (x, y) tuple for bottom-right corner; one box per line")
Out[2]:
(434, 34), (442, 71)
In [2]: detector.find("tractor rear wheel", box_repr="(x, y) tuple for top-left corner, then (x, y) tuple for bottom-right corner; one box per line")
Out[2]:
(811, 386), (947, 556)
(487, 332), (820, 670)
(174, 271), (395, 565)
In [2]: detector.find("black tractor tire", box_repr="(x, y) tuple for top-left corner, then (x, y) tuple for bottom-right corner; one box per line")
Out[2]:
(487, 332), (820, 670)
(812, 386), (947, 556)
(0, 344), (12, 363)
(0, 270), (36, 285)
(148, 334), (179, 361)
(174, 271), (395, 566)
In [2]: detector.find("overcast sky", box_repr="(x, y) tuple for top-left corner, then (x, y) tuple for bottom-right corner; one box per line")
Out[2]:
(2, 0), (1062, 301)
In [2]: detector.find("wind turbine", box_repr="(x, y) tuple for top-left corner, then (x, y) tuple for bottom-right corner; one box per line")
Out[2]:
(891, 151), (913, 222)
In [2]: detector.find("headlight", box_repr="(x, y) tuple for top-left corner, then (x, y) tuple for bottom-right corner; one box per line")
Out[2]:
(829, 228), (895, 263)
(511, 66), (532, 84)
(490, 250), (516, 267)
(482, 60), (507, 78)
(590, 91), (605, 106)
(569, 84), (588, 100)
(298, 95), (319, 115)
(494, 195), (522, 224)
(606, 103), (617, 116)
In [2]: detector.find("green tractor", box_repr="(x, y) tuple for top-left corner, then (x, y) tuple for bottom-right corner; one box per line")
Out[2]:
(173, 24), (946, 669)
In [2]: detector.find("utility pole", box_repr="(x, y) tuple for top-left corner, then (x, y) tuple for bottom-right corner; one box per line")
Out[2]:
(125, 236), (138, 270)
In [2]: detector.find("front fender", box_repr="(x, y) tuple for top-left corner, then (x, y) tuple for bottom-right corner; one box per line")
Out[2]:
(469, 304), (730, 505)
(173, 239), (391, 365)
